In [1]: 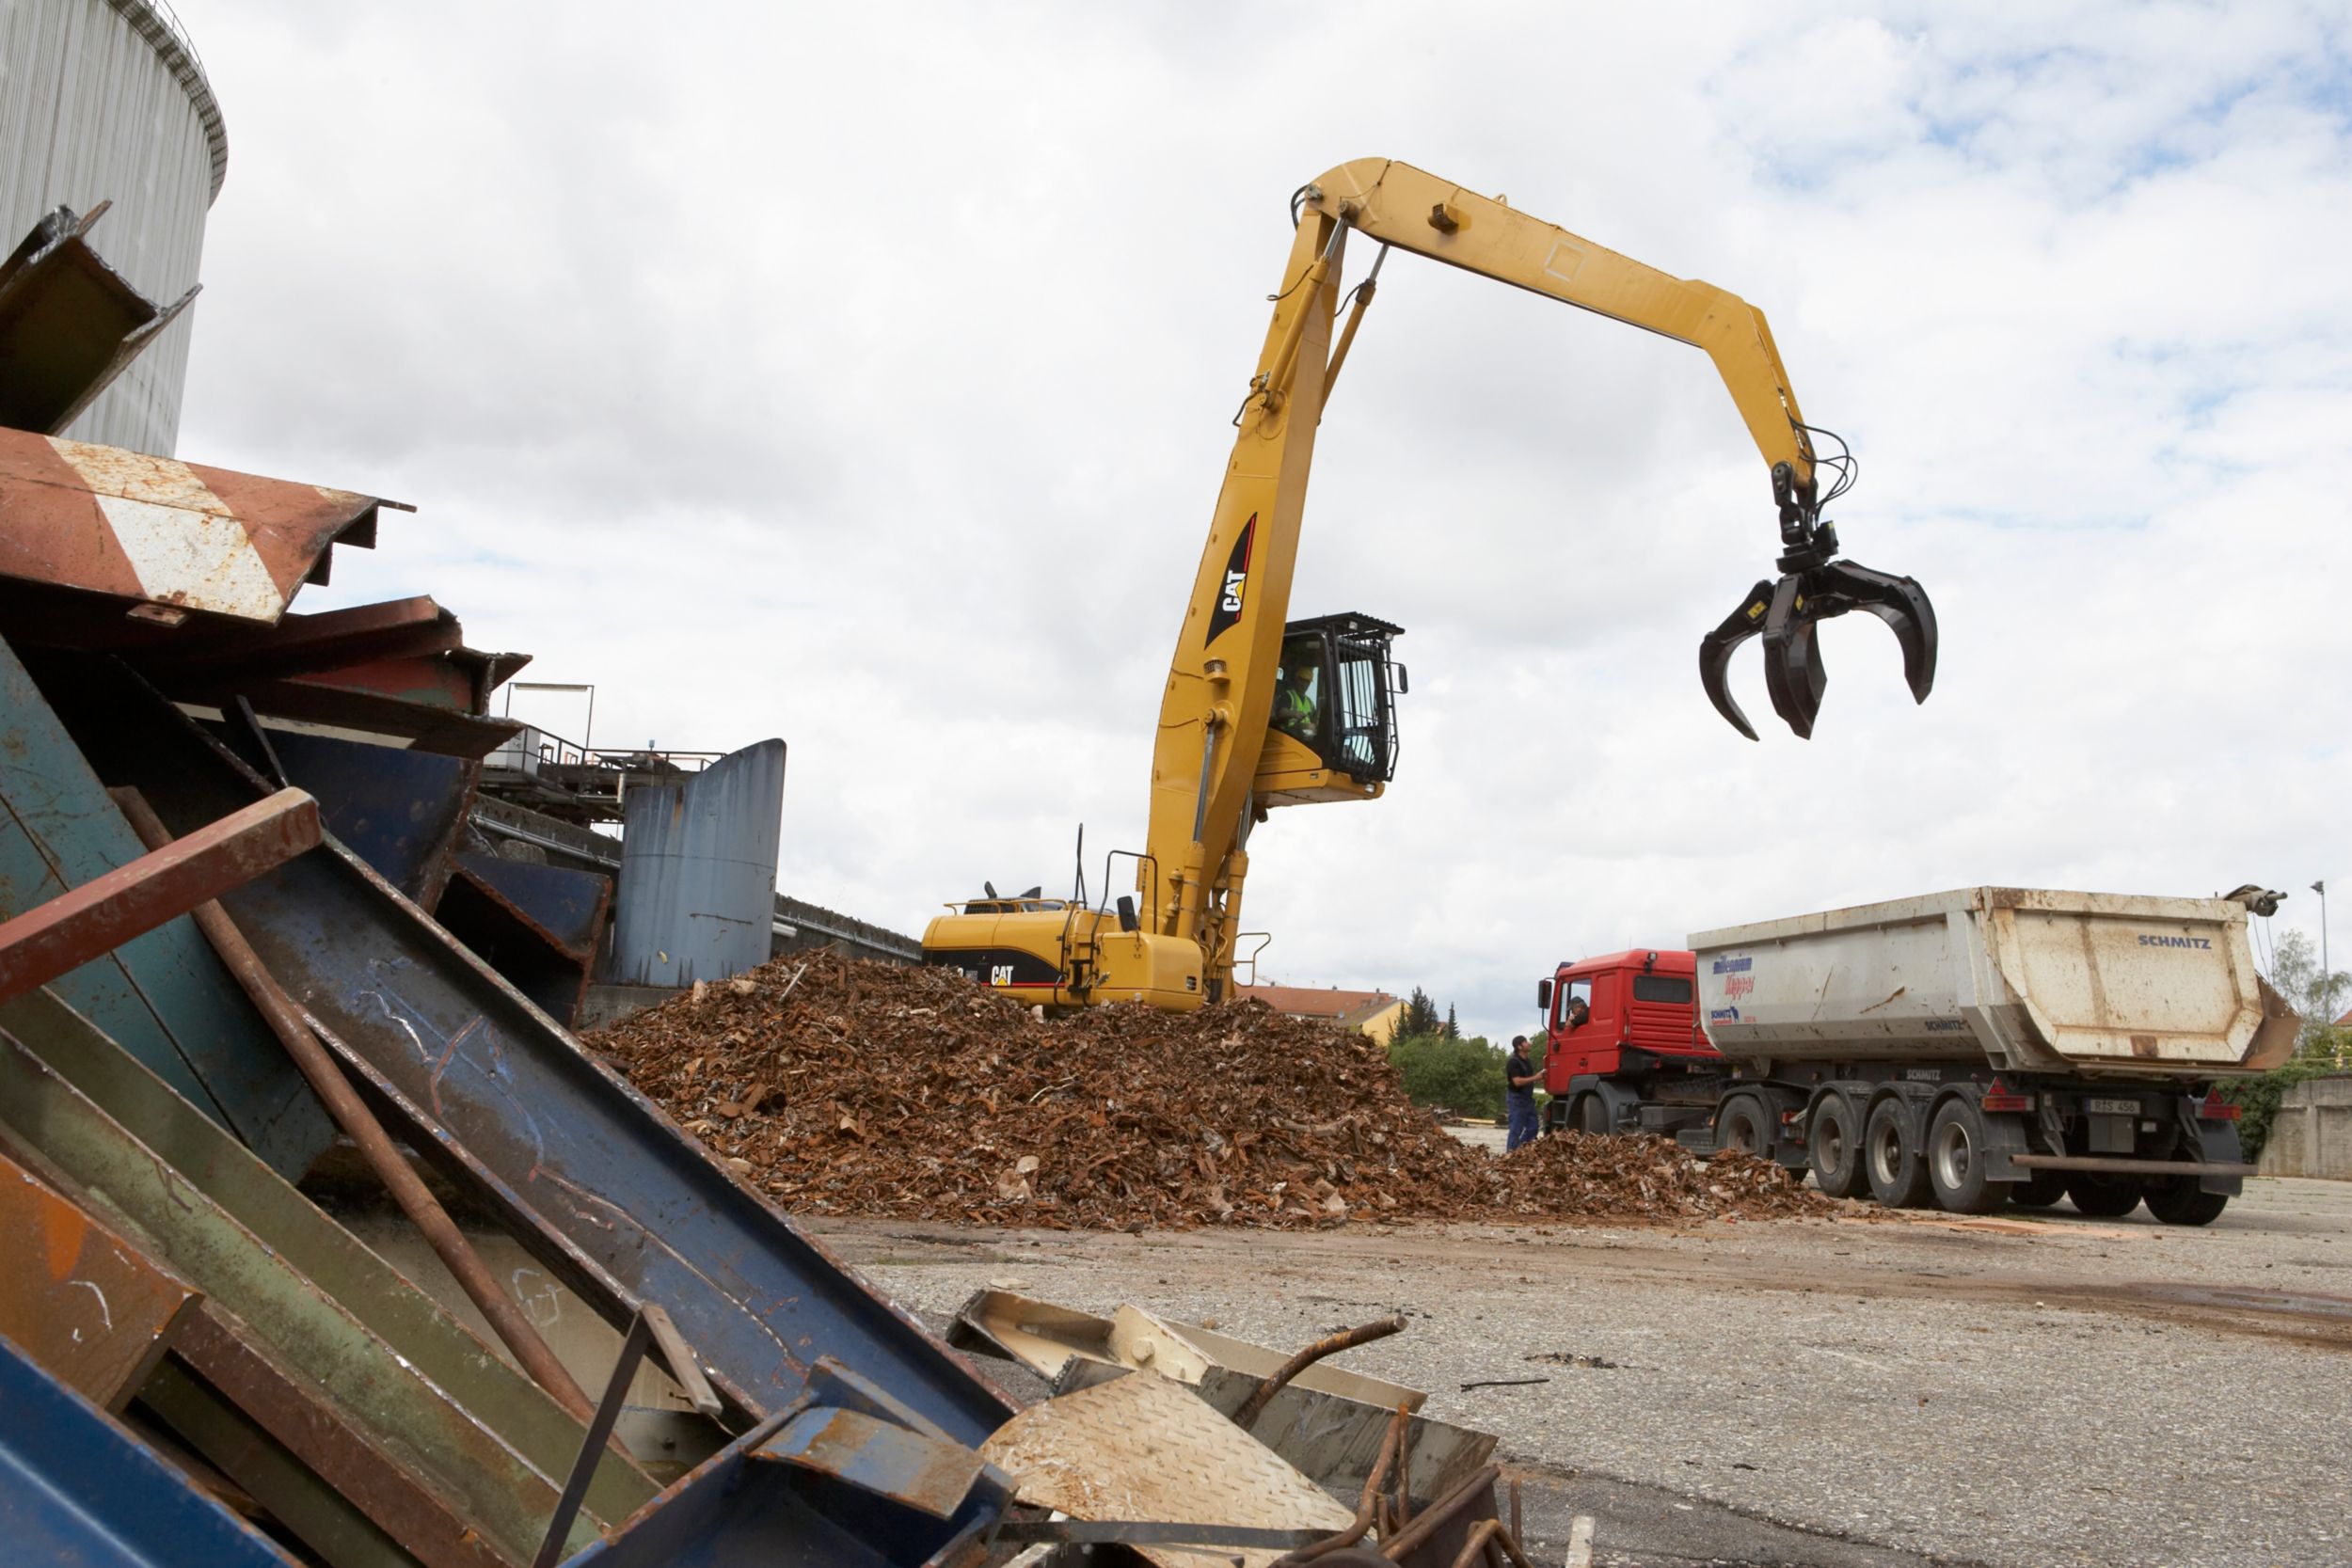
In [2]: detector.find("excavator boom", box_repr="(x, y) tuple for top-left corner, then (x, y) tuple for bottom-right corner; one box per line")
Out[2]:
(925, 158), (1939, 1009)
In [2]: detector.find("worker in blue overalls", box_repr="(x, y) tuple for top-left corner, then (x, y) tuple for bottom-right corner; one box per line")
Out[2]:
(1504, 1035), (1541, 1152)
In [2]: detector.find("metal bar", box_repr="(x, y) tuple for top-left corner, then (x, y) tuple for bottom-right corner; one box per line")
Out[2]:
(112, 785), (596, 1425)
(2009, 1155), (2256, 1177)
(0, 1142), (199, 1409)
(0, 1032), (611, 1567)
(0, 786), (319, 1004)
(0, 985), (659, 1527)
(138, 1357), (421, 1568)
(994, 1521), (1327, 1547)
(531, 1313), (653, 1568)
(176, 1305), (513, 1568)
(0, 639), (333, 1178)
(1233, 1313), (1406, 1429)
(146, 596), (457, 686)
(47, 665), (1014, 1443)
(641, 1304), (723, 1418)
(0, 1330), (299, 1568)
(1372, 1464), (1500, 1566)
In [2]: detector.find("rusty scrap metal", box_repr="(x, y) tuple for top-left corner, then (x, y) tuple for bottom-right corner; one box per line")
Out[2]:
(593, 951), (1831, 1230)
(1233, 1314), (1407, 1430)
(1277, 1402), (1409, 1566)
(0, 201), (200, 436)
(0, 1143), (199, 1409)
(530, 1304), (716, 1568)
(110, 785), (596, 1425)
(173, 1305), (517, 1568)
(0, 428), (400, 623)
(0, 785), (319, 1006)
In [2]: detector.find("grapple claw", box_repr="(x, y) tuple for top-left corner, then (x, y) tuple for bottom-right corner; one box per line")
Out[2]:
(1698, 580), (1775, 742)
(1695, 559), (1938, 740)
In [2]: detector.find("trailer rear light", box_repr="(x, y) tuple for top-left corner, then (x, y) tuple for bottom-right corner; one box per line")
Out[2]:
(2199, 1092), (2241, 1121)
(1979, 1078), (2032, 1114)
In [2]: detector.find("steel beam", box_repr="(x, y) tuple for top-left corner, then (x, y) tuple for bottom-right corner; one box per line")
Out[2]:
(0, 1026), (617, 1566)
(39, 658), (1015, 1445)
(0, 785), (320, 1003)
(0, 1329), (298, 1568)
(0, 985), (660, 1526)
(0, 1142), (199, 1409)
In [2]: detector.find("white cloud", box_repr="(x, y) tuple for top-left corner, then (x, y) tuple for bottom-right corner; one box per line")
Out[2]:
(173, 0), (2350, 1043)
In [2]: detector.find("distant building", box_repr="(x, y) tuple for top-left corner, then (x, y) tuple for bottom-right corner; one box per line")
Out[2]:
(1238, 983), (1405, 1044)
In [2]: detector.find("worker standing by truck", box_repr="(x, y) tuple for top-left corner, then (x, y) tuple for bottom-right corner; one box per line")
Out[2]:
(1505, 1036), (1541, 1151)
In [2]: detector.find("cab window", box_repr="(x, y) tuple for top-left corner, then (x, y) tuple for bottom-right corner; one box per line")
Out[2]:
(1556, 976), (1594, 1029)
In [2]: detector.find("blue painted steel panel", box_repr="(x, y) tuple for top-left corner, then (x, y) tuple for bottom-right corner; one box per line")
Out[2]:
(453, 850), (609, 955)
(265, 728), (476, 907)
(0, 1329), (298, 1566)
(43, 667), (1015, 1449)
(0, 637), (332, 1177)
(608, 740), (784, 987)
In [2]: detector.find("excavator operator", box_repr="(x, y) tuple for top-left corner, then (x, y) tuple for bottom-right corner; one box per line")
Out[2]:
(1272, 646), (1320, 741)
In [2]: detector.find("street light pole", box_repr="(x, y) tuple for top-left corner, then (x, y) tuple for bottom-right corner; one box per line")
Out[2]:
(2313, 879), (2331, 1034)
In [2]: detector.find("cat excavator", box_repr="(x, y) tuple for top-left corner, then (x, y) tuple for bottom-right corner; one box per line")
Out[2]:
(922, 158), (1939, 1012)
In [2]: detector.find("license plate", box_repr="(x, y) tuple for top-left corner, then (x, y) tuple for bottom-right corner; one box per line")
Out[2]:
(2086, 1098), (2137, 1115)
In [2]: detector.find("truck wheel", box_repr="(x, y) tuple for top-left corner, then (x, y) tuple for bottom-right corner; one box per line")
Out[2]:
(2143, 1176), (2229, 1227)
(1807, 1096), (1867, 1198)
(1925, 1100), (2005, 1214)
(1575, 1094), (1612, 1135)
(2065, 1173), (2144, 1218)
(1864, 1099), (1933, 1209)
(1716, 1097), (1770, 1158)
(2008, 1168), (2069, 1209)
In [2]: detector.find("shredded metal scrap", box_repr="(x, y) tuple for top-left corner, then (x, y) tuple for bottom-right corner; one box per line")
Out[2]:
(590, 953), (1831, 1229)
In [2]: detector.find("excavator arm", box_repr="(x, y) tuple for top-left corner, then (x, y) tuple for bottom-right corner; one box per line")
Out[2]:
(1143, 159), (1937, 990)
(923, 158), (1938, 1012)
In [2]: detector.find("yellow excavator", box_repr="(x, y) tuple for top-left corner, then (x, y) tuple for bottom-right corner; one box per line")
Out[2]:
(922, 158), (1938, 1012)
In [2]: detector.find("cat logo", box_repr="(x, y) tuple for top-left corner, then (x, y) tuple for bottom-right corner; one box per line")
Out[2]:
(990, 964), (1015, 987)
(1204, 514), (1258, 645)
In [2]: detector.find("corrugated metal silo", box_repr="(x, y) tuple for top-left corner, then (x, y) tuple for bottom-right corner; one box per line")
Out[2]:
(1, 0), (226, 455)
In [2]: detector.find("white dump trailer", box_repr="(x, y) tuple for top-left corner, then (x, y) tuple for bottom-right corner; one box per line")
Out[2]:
(1666, 888), (2297, 1224)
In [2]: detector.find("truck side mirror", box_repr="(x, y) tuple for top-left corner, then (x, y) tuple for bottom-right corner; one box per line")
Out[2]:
(1535, 977), (1552, 1012)
(1115, 895), (1139, 933)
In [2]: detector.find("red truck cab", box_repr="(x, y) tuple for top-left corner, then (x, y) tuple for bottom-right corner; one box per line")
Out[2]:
(1536, 950), (1722, 1133)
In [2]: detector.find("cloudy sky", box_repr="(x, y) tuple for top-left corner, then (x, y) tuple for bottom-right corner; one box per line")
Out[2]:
(172, 2), (2349, 1042)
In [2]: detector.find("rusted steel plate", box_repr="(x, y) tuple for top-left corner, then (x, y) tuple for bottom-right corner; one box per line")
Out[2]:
(0, 1144), (199, 1409)
(0, 201), (200, 437)
(232, 678), (526, 758)
(0, 785), (320, 1005)
(139, 1357), (416, 1568)
(0, 1028), (616, 1566)
(175, 1305), (516, 1568)
(0, 430), (391, 621)
(0, 985), (660, 1526)
(143, 596), (461, 688)
(760, 1405), (986, 1521)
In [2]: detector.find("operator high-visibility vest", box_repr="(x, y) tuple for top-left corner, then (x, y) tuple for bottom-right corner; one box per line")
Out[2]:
(1277, 684), (1314, 735)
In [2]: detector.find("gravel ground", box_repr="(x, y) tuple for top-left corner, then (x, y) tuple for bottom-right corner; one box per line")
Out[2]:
(813, 1177), (2352, 1568)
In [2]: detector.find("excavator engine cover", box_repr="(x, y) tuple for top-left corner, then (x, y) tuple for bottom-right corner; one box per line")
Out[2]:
(1699, 556), (1937, 740)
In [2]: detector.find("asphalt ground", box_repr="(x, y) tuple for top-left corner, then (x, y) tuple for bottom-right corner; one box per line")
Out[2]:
(813, 1176), (2352, 1568)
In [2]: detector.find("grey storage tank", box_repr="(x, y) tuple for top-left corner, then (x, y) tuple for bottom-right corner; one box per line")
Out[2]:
(1, 0), (227, 454)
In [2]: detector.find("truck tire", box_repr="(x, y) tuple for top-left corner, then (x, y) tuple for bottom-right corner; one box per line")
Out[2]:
(1716, 1096), (1771, 1158)
(2008, 1167), (2069, 1209)
(1925, 1100), (2005, 1214)
(1575, 1094), (1612, 1135)
(2066, 1173), (2144, 1218)
(1806, 1096), (1867, 1198)
(1864, 1099), (1933, 1209)
(2143, 1176), (2229, 1227)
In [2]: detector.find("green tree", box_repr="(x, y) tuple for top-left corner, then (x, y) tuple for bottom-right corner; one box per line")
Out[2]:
(1387, 1030), (1505, 1116)
(1443, 1004), (1461, 1040)
(1399, 987), (1443, 1038)
(2265, 929), (2349, 1059)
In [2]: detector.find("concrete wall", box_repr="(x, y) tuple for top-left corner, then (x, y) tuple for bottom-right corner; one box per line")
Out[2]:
(2257, 1074), (2352, 1180)
(1, 0), (225, 454)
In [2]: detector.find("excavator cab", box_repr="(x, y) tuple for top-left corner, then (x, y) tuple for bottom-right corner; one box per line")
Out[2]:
(1255, 612), (1405, 806)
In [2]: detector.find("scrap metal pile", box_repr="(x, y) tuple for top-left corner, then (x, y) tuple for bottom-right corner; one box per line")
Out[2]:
(591, 951), (1832, 1227)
